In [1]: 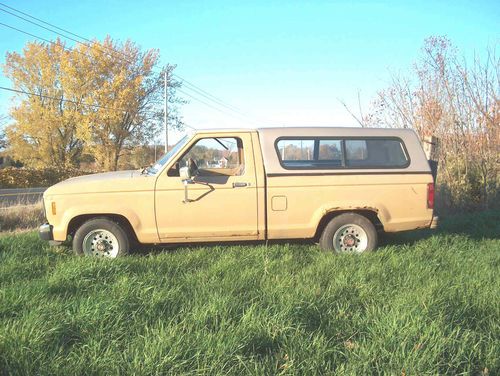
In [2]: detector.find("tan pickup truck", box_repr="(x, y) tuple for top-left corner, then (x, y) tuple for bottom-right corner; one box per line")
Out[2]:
(39, 127), (438, 257)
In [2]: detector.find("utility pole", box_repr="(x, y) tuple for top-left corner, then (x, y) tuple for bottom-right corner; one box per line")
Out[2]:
(164, 70), (169, 153)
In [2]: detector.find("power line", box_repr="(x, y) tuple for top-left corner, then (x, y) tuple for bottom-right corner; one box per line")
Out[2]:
(0, 20), (254, 124)
(0, 1), (100, 45)
(177, 88), (257, 123)
(0, 22), (101, 60)
(0, 86), (197, 131)
(175, 77), (263, 121)
(0, 2), (137, 64)
(0, 7), (87, 47)
(0, 21), (256, 124)
(180, 122), (197, 131)
(1, 86), (136, 112)
(177, 77), (275, 125)
(0, 2), (270, 124)
(0, 21), (60, 47)
(0, 115), (11, 128)
(175, 76), (243, 113)
(0, 6), (137, 65)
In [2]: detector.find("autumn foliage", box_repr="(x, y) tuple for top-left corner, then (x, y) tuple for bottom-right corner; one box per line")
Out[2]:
(2, 37), (180, 171)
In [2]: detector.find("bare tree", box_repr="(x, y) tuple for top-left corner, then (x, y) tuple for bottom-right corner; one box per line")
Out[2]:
(338, 91), (369, 127)
(357, 37), (499, 211)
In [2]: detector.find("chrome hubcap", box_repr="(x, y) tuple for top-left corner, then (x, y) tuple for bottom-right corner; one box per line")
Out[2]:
(333, 224), (368, 253)
(82, 229), (119, 258)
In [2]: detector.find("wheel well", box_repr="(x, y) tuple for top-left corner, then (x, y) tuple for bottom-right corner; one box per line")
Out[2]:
(314, 209), (383, 240)
(67, 214), (139, 243)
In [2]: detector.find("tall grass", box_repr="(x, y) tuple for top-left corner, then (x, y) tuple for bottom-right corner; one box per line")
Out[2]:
(0, 211), (499, 375)
(0, 201), (44, 232)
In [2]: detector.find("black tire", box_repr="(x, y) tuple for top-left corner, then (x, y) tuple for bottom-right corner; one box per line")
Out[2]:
(319, 213), (377, 253)
(73, 217), (130, 257)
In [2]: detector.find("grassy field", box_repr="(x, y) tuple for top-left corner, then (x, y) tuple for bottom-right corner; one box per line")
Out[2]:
(0, 212), (499, 375)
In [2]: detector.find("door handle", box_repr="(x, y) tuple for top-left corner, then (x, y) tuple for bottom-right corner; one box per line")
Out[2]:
(232, 182), (249, 188)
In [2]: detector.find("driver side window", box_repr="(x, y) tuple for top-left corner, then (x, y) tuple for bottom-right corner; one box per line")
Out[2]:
(169, 137), (245, 177)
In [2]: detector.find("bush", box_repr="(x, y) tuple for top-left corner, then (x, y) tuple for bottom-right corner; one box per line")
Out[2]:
(0, 167), (96, 188)
(435, 155), (500, 214)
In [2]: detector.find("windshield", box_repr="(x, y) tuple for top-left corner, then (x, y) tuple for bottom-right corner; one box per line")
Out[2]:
(147, 135), (190, 175)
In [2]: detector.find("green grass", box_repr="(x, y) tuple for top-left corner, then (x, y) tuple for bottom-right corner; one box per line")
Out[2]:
(0, 212), (499, 375)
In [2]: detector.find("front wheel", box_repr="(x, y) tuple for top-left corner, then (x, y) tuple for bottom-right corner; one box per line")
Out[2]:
(73, 218), (130, 258)
(319, 213), (377, 253)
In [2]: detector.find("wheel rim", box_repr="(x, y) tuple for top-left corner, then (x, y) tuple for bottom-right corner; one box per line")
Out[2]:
(82, 229), (119, 258)
(333, 224), (368, 253)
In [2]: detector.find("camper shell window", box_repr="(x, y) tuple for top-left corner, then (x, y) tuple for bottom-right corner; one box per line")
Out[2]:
(275, 137), (409, 169)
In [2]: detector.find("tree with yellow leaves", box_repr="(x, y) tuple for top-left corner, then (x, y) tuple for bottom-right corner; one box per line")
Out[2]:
(3, 37), (181, 170)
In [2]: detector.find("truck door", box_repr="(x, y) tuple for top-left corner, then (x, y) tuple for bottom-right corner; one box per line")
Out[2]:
(154, 132), (259, 241)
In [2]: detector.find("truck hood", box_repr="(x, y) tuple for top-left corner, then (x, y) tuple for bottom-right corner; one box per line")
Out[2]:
(44, 170), (151, 196)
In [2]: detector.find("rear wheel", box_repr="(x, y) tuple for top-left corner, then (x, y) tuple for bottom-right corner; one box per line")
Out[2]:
(319, 213), (377, 253)
(73, 218), (130, 258)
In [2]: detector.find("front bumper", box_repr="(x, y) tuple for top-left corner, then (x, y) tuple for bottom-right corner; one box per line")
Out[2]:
(430, 216), (439, 229)
(39, 223), (53, 241)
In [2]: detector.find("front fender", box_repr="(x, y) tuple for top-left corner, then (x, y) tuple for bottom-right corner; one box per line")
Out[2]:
(46, 193), (158, 243)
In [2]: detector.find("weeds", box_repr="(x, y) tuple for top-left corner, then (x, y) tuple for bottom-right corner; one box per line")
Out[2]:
(0, 201), (44, 232)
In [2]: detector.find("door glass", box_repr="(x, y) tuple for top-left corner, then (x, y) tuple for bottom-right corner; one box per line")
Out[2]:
(179, 137), (244, 176)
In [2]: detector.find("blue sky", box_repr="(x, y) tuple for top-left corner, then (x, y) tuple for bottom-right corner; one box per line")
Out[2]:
(0, 0), (498, 142)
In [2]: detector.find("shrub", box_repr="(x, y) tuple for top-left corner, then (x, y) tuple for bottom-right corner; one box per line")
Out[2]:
(0, 167), (96, 188)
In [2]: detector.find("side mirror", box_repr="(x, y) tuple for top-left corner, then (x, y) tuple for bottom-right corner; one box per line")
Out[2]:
(179, 166), (192, 182)
(179, 166), (194, 203)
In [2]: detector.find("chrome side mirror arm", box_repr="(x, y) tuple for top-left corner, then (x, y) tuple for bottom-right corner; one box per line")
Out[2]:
(182, 178), (195, 203)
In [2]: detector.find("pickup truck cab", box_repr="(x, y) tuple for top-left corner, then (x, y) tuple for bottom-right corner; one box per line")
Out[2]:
(39, 127), (438, 257)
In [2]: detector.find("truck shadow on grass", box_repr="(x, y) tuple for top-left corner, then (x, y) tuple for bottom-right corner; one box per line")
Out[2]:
(135, 239), (318, 257)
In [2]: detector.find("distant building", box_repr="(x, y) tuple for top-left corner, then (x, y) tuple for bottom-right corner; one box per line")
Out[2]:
(218, 157), (228, 168)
